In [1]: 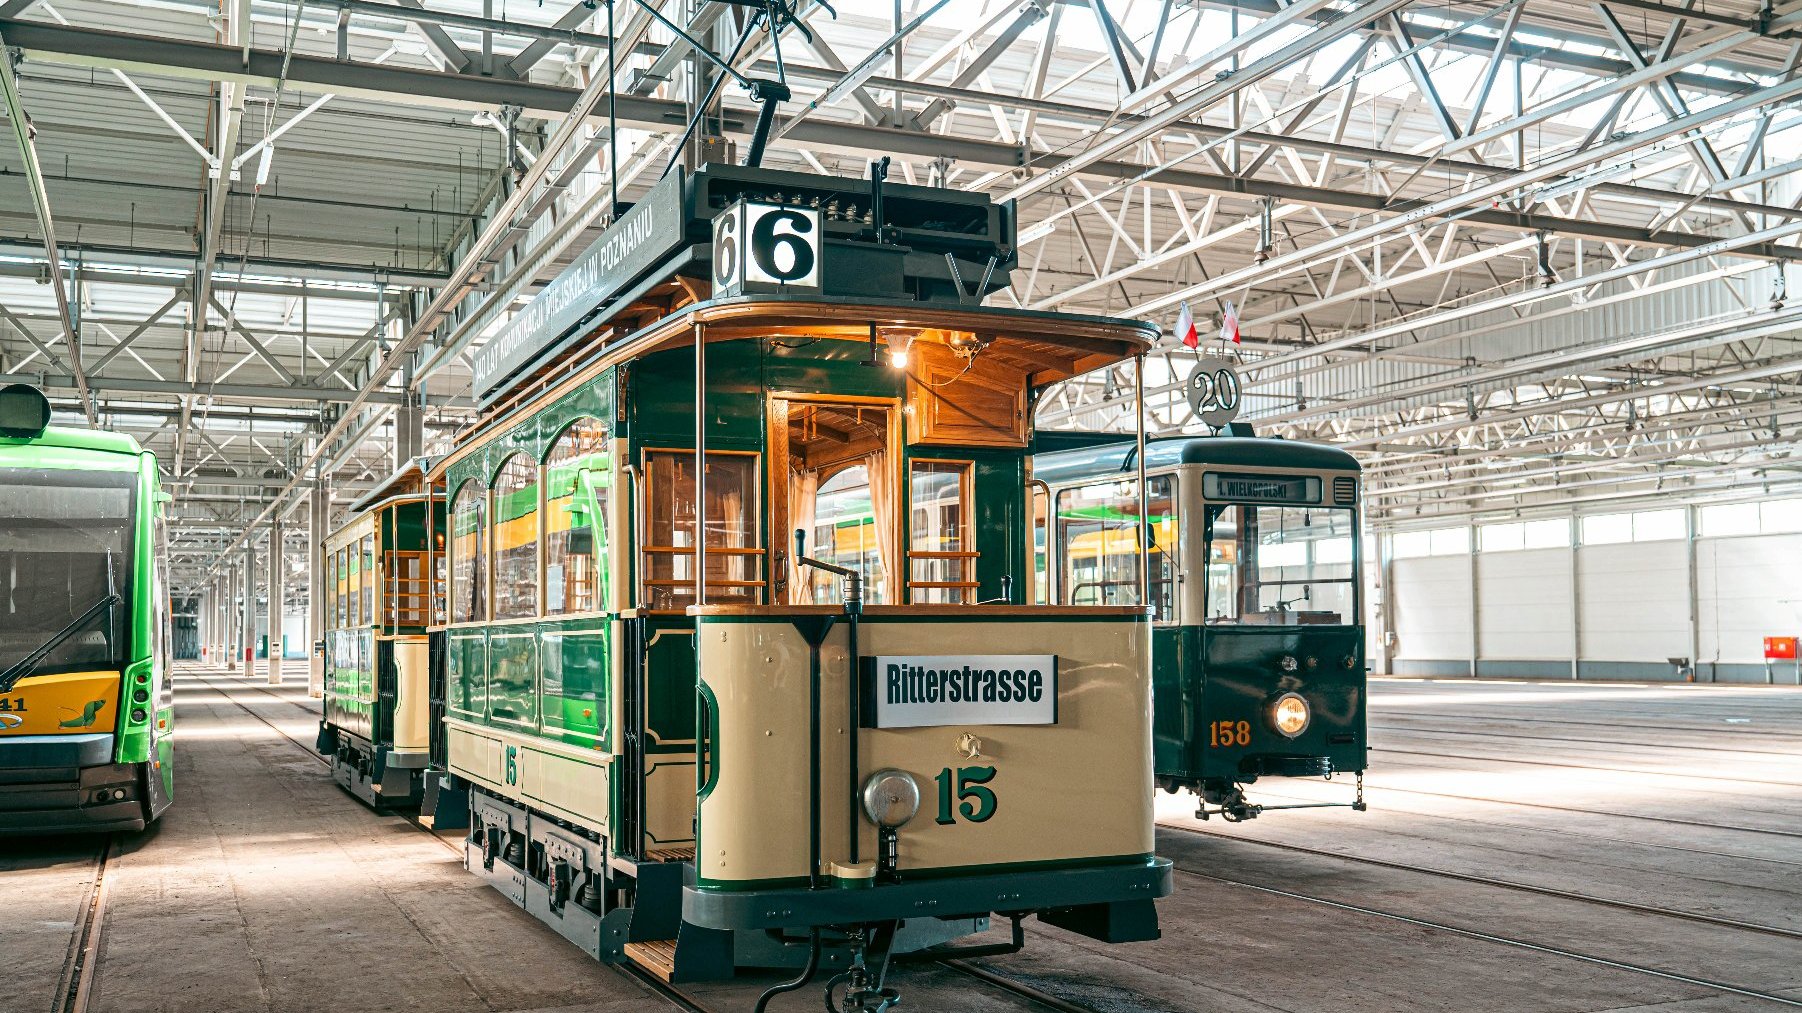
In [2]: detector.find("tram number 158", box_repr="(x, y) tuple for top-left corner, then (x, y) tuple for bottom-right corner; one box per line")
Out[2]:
(935, 766), (998, 826)
(1208, 720), (1251, 748)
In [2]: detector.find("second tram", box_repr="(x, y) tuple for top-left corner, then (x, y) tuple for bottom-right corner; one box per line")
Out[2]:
(315, 459), (443, 810)
(1033, 434), (1368, 820)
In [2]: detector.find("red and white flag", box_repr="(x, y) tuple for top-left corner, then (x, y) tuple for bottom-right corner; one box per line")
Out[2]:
(1175, 301), (1199, 349)
(1220, 299), (1241, 345)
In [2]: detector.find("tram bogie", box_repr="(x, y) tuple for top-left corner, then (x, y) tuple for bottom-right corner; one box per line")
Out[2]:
(0, 383), (174, 835)
(1034, 435), (1369, 821)
(413, 162), (1171, 1002)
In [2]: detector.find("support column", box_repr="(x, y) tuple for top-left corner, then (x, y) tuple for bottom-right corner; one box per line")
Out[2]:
(309, 469), (328, 698)
(269, 521), (285, 685)
(394, 386), (423, 469)
(226, 565), (239, 671)
(241, 541), (256, 675)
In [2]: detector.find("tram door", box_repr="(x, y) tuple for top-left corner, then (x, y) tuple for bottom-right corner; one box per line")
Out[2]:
(767, 396), (900, 606)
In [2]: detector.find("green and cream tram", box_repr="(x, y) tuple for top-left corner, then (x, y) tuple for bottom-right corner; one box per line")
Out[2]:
(315, 459), (442, 810)
(420, 163), (1172, 1006)
(1033, 435), (1368, 821)
(0, 383), (175, 834)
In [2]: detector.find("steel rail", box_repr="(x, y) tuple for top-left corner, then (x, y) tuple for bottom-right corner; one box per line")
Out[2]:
(53, 836), (114, 1013)
(1373, 746), (1802, 788)
(1160, 822), (1802, 942)
(1174, 867), (1802, 1007)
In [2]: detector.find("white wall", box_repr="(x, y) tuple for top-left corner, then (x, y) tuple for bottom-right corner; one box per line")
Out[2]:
(1698, 534), (1802, 664)
(1579, 541), (1689, 661)
(1391, 555), (1472, 663)
(1478, 548), (1573, 661)
(1387, 525), (1802, 680)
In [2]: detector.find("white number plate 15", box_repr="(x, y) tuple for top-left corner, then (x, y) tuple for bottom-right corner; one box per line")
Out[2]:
(712, 201), (822, 297)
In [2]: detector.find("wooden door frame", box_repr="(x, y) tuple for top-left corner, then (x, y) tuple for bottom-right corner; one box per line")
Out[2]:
(766, 391), (903, 605)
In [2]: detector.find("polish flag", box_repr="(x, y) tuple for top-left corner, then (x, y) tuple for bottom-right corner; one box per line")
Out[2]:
(1220, 300), (1241, 345)
(1175, 302), (1199, 349)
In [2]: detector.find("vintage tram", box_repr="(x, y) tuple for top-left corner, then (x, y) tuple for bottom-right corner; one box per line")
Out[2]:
(423, 162), (1172, 1007)
(314, 460), (443, 810)
(1032, 433), (1368, 821)
(0, 383), (175, 834)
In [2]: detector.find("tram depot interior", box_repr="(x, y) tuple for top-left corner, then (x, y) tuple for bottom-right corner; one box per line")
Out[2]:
(5, 0), (1802, 1011)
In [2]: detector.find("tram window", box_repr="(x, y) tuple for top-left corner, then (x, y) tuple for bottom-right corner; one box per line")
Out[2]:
(324, 550), (336, 630)
(492, 454), (540, 620)
(1203, 504), (1357, 625)
(908, 460), (976, 604)
(1053, 477), (1177, 621)
(545, 420), (611, 615)
(360, 535), (375, 626)
(644, 450), (761, 609)
(800, 464), (894, 605)
(450, 483), (488, 624)
(342, 544), (356, 623)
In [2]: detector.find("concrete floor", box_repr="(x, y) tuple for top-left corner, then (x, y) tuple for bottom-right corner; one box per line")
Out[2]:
(3, 671), (1798, 1012)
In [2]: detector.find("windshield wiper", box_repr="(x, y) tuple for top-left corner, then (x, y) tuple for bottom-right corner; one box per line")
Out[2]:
(0, 593), (122, 694)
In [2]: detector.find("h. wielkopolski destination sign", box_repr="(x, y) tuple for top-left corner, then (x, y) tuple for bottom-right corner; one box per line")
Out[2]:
(470, 169), (688, 402)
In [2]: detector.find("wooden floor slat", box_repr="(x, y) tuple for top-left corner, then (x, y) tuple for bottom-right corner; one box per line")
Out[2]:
(623, 939), (679, 982)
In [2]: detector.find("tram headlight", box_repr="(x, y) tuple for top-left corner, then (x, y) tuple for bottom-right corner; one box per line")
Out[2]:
(861, 768), (921, 828)
(1270, 693), (1311, 738)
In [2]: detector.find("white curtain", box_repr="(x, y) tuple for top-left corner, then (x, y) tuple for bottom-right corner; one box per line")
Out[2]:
(787, 463), (818, 603)
(864, 451), (897, 606)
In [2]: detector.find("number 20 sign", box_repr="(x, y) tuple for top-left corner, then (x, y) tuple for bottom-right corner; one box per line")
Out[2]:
(712, 201), (822, 297)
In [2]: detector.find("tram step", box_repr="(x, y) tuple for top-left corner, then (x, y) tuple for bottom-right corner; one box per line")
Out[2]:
(645, 846), (696, 862)
(623, 939), (680, 981)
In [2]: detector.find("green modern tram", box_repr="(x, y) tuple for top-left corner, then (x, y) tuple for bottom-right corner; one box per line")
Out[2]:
(0, 383), (175, 834)
(1032, 434), (1369, 821)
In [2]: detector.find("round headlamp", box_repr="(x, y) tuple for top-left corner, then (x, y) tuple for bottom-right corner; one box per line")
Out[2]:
(861, 769), (921, 828)
(1271, 693), (1311, 738)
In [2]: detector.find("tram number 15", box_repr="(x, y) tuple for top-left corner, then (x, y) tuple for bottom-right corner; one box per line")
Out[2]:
(1208, 720), (1251, 748)
(935, 766), (998, 826)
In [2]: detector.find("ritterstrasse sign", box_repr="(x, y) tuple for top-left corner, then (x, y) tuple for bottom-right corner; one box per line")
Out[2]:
(863, 655), (1058, 728)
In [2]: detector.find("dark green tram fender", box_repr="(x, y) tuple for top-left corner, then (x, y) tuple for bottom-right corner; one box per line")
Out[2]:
(1155, 625), (1366, 789)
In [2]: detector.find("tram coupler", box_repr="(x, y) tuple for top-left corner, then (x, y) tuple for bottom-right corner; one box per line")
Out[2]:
(825, 922), (901, 1013)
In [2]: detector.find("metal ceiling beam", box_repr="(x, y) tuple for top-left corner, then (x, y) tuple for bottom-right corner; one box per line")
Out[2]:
(0, 33), (93, 421)
(2, 370), (417, 405)
(13, 16), (1802, 250)
(195, 4), (642, 583)
(1004, 0), (1417, 203)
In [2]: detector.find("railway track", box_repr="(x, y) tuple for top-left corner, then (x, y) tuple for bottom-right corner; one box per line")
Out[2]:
(1159, 821), (1802, 941)
(1372, 746), (1802, 789)
(1226, 786), (1802, 868)
(49, 836), (113, 1013)
(1371, 723), (1802, 757)
(1172, 866), (1802, 1008)
(1372, 710), (1802, 737)
(1358, 782), (1802, 839)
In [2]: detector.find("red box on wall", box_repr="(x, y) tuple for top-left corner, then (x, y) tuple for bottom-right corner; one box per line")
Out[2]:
(1764, 637), (1797, 660)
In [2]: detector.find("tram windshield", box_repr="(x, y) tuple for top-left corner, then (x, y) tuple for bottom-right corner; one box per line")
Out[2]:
(1204, 503), (1356, 625)
(0, 468), (134, 677)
